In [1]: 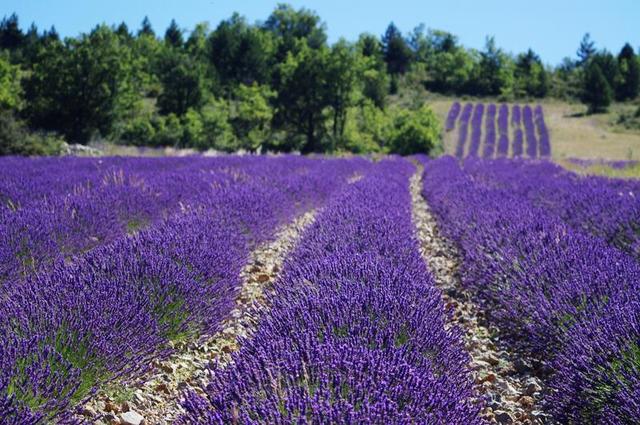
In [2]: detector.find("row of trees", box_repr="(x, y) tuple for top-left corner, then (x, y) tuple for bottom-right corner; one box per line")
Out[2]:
(0, 5), (638, 155)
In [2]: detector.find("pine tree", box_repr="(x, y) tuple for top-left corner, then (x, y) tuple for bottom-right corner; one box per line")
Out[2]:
(582, 61), (613, 113)
(0, 13), (24, 50)
(138, 16), (155, 37)
(577, 33), (596, 66)
(381, 23), (411, 75)
(617, 43), (640, 101)
(164, 19), (183, 47)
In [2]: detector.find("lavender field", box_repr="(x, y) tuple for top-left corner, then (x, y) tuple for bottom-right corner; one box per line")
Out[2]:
(447, 102), (552, 159)
(1, 154), (638, 424)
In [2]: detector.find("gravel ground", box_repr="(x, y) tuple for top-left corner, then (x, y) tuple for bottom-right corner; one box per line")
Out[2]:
(78, 210), (317, 425)
(410, 163), (553, 425)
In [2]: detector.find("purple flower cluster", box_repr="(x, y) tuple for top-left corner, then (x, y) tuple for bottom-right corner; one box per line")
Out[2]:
(511, 104), (521, 127)
(522, 106), (538, 158)
(0, 156), (367, 422)
(496, 104), (509, 157)
(446, 101), (462, 132)
(534, 106), (551, 157)
(468, 103), (484, 157)
(482, 104), (497, 158)
(180, 159), (480, 424)
(455, 103), (473, 158)
(422, 156), (640, 422)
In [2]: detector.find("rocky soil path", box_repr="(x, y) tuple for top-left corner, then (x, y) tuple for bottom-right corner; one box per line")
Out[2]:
(410, 163), (552, 425)
(79, 210), (317, 425)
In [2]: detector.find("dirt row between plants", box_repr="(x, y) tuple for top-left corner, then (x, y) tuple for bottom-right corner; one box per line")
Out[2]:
(79, 210), (317, 425)
(409, 163), (552, 425)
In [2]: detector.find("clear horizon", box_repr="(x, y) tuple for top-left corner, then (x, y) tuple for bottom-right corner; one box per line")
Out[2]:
(2, 0), (638, 65)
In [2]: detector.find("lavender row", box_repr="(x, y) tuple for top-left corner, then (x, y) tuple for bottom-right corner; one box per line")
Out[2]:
(455, 103), (473, 158)
(468, 103), (484, 157)
(0, 157), (368, 422)
(522, 106), (538, 158)
(422, 157), (640, 422)
(462, 158), (640, 257)
(482, 104), (496, 158)
(534, 106), (551, 157)
(179, 159), (480, 423)
(446, 101), (462, 131)
(496, 104), (509, 157)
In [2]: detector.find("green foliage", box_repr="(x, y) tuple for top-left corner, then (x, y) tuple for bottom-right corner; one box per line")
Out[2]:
(467, 37), (515, 97)
(273, 41), (330, 152)
(0, 113), (64, 156)
(230, 83), (275, 151)
(208, 14), (273, 88)
(514, 49), (549, 98)
(582, 61), (613, 113)
(156, 47), (209, 115)
(616, 43), (640, 101)
(0, 53), (21, 110)
(382, 23), (412, 75)
(164, 19), (183, 48)
(387, 104), (442, 156)
(24, 25), (141, 144)
(0, 13), (24, 51)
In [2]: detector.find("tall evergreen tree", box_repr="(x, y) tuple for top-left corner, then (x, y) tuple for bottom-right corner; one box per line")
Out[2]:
(0, 14), (24, 51)
(138, 16), (155, 37)
(514, 49), (549, 97)
(164, 19), (183, 47)
(577, 33), (596, 66)
(617, 43), (640, 100)
(582, 61), (613, 113)
(381, 23), (412, 75)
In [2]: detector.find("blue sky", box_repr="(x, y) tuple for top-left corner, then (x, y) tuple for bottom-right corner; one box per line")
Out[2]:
(2, 0), (638, 65)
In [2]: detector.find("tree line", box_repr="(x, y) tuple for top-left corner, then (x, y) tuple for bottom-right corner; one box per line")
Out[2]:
(0, 5), (638, 155)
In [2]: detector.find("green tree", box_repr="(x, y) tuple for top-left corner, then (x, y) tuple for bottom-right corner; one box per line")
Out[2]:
(467, 37), (514, 96)
(208, 14), (273, 88)
(514, 49), (549, 97)
(0, 14), (24, 51)
(424, 36), (473, 94)
(263, 4), (327, 60)
(356, 34), (388, 108)
(582, 61), (613, 113)
(0, 53), (21, 110)
(273, 41), (329, 152)
(325, 40), (359, 149)
(156, 47), (208, 115)
(577, 33), (596, 66)
(164, 19), (183, 48)
(230, 83), (275, 150)
(617, 43), (640, 100)
(24, 25), (140, 143)
(382, 22), (412, 75)
(138, 16), (155, 38)
(387, 105), (441, 155)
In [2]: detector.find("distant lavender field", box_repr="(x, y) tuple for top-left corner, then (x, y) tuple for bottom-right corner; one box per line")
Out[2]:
(447, 102), (551, 159)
